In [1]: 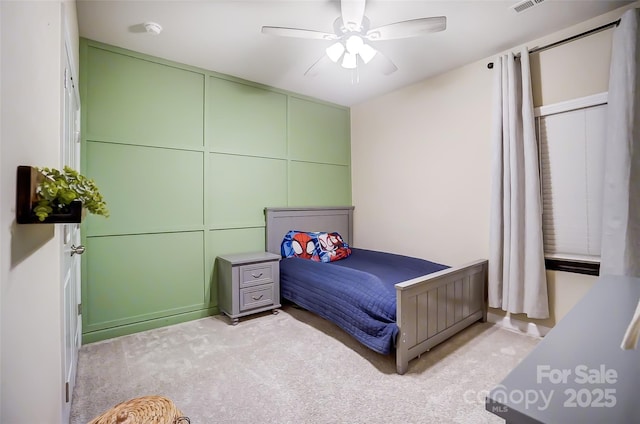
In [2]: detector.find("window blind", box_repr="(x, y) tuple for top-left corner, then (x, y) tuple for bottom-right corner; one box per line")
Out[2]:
(535, 95), (607, 262)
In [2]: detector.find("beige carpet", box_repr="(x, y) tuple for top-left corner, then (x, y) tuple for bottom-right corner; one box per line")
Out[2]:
(70, 305), (539, 424)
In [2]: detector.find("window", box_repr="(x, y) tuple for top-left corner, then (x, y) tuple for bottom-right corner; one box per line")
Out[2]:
(535, 93), (607, 275)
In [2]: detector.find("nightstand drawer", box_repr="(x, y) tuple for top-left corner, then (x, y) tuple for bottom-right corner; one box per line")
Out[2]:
(239, 263), (274, 288)
(239, 284), (274, 311)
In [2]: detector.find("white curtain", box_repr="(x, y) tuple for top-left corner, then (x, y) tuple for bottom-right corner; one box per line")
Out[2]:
(488, 49), (549, 319)
(601, 8), (640, 278)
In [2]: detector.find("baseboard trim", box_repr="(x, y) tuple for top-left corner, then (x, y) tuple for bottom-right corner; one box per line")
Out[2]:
(487, 311), (551, 338)
(82, 307), (219, 344)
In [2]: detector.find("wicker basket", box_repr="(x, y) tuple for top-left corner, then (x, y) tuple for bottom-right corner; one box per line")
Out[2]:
(87, 395), (190, 424)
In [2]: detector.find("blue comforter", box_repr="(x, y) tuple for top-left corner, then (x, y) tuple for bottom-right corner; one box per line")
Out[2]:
(280, 248), (448, 354)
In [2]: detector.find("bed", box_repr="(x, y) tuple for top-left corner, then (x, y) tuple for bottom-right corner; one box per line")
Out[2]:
(265, 206), (488, 375)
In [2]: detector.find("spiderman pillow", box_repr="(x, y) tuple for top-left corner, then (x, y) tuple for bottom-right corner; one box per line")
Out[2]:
(281, 231), (352, 263)
(315, 232), (352, 262)
(281, 230), (322, 261)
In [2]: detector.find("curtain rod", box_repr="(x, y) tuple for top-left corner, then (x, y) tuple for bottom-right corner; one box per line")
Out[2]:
(487, 18), (621, 69)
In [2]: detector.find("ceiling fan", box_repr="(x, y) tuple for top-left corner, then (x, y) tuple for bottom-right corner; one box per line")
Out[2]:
(261, 0), (446, 76)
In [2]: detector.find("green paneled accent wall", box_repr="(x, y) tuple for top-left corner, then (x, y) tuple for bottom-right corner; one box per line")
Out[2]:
(289, 161), (352, 206)
(289, 97), (351, 165)
(208, 77), (287, 158)
(84, 232), (205, 332)
(85, 142), (204, 236)
(85, 46), (204, 148)
(208, 154), (287, 228)
(80, 39), (350, 342)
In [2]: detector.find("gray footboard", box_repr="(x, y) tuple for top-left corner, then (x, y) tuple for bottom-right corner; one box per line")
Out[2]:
(395, 259), (488, 374)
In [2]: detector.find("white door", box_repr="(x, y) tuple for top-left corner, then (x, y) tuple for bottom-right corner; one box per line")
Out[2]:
(61, 39), (82, 423)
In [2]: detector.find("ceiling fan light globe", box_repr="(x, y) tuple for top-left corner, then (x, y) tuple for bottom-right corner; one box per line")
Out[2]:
(359, 43), (377, 64)
(342, 52), (357, 69)
(345, 35), (364, 54)
(326, 42), (345, 63)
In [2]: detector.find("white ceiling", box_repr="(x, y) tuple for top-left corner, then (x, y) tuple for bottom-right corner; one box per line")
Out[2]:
(76, 0), (633, 106)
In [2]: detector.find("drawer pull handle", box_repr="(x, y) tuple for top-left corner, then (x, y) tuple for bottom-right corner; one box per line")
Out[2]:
(251, 272), (263, 279)
(252, 294), (264, 301)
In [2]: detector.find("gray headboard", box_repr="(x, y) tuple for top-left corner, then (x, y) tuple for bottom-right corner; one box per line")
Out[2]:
(264, 206), (355, 255)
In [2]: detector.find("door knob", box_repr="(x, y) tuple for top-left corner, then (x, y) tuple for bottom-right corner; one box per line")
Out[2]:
(70, 244), (86, 256)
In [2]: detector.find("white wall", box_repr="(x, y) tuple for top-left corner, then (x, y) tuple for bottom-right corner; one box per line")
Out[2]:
(352, 61), (492, 267)
(1, 1), (78, 423)
(351, 4), (636, 329)
(0, 4), (3, 418)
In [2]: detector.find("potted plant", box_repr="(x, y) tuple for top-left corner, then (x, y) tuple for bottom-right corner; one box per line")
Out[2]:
(29, 166), (109, 222)
(34, 166), (109, 221)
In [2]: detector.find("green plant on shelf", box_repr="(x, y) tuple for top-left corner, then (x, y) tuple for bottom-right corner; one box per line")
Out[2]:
(34, 166), (109, 222)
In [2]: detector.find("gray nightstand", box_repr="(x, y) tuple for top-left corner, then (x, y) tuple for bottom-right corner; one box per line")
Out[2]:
(217, 251), (281, 325)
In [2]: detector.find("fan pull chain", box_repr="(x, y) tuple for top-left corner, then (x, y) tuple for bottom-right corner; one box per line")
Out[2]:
(351, 67), (360, 84)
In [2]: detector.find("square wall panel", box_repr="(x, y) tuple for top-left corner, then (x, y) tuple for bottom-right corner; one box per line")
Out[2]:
(209, 227), (266, 261)
(208, 154), (287, 228)
(85, 46), (204, 148)
(289, 97), (350, 165)
(84, 142), (204, 235)
(289, 161), (351, 206)
(83, 231), (205, 332)
(208, 77), (287, 158)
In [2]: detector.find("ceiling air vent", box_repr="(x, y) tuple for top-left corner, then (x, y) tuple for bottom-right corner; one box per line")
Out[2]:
(512, 0), (545, 13)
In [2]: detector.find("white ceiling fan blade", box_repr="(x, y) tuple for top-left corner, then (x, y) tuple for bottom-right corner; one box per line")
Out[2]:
(366, 16), (446, 40)
(341, 0), (366, 31)
(369, 50), (398, 75)
(262, 26), (338, 40)
(304, 54), (332, 77)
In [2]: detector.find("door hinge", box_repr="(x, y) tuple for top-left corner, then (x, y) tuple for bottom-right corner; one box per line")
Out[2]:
(77, 303), (82, 315)
(65, 381), (70, 403)
(64, 68), (69, 90)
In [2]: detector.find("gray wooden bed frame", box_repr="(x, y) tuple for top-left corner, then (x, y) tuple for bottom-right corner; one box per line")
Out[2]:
(265, 206), (488, 375)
